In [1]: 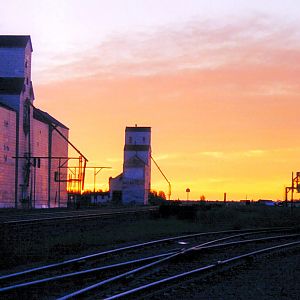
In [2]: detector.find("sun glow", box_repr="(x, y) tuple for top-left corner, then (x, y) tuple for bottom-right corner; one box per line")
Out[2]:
(3, 1), (300, 201)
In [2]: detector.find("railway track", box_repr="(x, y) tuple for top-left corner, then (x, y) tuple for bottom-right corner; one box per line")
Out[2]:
(104, 240), (300, 300)
(0, 206), (158, 225)
(0, 227), (298, 299)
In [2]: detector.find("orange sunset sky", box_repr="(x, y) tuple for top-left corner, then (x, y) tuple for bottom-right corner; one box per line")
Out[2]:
(1, 0), (300, 200)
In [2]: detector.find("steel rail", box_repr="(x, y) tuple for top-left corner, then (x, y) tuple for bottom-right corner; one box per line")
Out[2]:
(193, 233), (300, 251)
(0, 227), (289, 281)
(56, 229), (296, 300)
(0, 252), (178, 293)
(105, 240), (300, 299)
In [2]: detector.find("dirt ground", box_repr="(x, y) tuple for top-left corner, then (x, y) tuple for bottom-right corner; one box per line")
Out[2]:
(161, 248), (300, 300)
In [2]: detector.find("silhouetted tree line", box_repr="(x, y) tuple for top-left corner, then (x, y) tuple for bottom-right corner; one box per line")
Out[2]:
(148, 190), (167, 205)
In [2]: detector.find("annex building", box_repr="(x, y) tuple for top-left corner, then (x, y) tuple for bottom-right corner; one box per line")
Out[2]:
(0, 35), (69, 208)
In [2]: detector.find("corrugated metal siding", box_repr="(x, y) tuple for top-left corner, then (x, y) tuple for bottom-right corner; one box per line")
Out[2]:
(0, 107), (17, 207)
(32, 119), (49, 208)
(50, 128), (69, 207)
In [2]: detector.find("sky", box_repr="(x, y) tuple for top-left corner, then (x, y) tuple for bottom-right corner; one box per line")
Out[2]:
(1, 0), (300, 200)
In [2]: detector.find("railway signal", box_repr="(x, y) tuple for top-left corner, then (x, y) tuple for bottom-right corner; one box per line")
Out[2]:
(284, 171), (300, 211)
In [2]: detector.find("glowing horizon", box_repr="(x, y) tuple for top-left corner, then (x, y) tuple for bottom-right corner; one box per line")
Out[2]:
(2, 1), (300, 200)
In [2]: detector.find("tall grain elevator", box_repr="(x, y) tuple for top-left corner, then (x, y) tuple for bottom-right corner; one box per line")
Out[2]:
(109, 126), (151, 205)
(0, 35), (69, 208)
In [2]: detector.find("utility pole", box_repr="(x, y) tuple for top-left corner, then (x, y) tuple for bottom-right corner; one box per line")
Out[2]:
(91, 167), (111, 192)
(284, 171), (300, 213)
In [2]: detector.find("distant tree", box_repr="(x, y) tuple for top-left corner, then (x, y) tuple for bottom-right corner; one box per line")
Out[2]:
(151, 190), (158, 197)
(200, 195), (206, 201)
(158, 191), (166, 200)
(149, 190), (166, 205)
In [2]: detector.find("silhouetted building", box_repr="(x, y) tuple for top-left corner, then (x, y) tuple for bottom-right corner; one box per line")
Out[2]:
(109, 126), (151, 205)
(0, 35), (69, 208)
(257, 199), (275, 206)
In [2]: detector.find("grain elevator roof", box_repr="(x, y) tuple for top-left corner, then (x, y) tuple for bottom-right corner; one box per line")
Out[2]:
(0, 35), (32, 51)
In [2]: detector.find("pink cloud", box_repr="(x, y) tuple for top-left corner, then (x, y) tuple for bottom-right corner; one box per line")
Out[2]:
(36, 14), (300, 85)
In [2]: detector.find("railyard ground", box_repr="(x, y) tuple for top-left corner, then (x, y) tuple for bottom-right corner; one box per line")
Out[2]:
(0, 204), (299, 299)
(1, 204), (299, 268)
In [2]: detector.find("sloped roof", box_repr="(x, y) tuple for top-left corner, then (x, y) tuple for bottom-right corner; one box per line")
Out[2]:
(0, 101), (16, 112)
(124, 155), (146, 167)
(110, 173), (123, 181)
(0, 77), (24, 94)
(0, 35), (32, 51)
(33, 107), (69, 130)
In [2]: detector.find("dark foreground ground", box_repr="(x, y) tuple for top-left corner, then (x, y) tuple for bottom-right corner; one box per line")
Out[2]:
(153, 248), (300, 300)
(1, 204), (299, 299)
